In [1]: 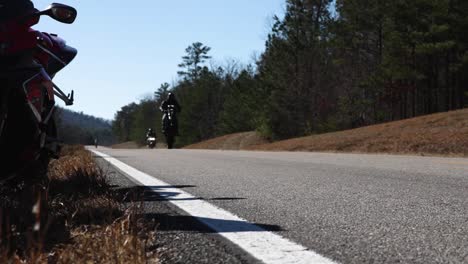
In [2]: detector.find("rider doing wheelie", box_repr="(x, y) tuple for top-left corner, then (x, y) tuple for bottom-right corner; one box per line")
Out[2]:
(160, 93), (181, 149)
(160, 93), (181, 135)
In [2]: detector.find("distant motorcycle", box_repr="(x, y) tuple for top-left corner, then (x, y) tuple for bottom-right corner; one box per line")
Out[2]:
(146, 136), (157, 149)
(0, 4), (77, 179)
(162, 105), (177, 149)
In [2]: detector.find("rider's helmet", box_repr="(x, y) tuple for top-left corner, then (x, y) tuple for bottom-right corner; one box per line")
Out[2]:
(167, 93), (175, 101)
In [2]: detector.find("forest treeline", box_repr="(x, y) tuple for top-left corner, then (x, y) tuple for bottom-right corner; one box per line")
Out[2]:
(55, 108), (115, 146)
(113, 0), (468, 147)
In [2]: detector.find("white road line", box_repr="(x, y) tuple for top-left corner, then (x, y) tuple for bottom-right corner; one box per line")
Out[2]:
(91, 149), (338, 264)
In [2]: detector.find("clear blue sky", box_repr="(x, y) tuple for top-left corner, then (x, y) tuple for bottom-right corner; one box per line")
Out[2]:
(33, 0), (285, 120)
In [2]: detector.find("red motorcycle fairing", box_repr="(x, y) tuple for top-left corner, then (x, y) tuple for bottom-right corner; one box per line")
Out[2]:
(32, 31), (54, 66)
(35, 32), (77, 76)
(22, 68), (54, 123)
(0, 16), (39, 56)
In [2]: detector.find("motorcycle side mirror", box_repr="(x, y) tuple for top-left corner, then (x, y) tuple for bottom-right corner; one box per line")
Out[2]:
(41, 3), (77, 24)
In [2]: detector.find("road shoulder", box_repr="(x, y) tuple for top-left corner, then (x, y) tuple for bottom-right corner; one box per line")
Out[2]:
(95, 156), (260, 264)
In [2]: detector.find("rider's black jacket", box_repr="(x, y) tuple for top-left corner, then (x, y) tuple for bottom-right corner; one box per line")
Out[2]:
(146, 131), (156, 138)
(0, 0), (35, 23)
(160, 98), (181, 113)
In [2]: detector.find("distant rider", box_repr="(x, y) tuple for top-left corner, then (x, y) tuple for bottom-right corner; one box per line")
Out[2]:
(146, 128), (156, 138)
(160, 93), (181, 135)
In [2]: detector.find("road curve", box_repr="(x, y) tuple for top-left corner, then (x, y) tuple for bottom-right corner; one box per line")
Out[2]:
(95, 148), (468, 264)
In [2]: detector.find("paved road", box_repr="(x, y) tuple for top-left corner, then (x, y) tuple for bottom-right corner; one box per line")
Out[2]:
(96, 148), (468, 264)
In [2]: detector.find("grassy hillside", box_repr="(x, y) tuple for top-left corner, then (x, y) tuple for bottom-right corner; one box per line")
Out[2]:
(252, 109), (468, 156)
(184, 109), (468, 157)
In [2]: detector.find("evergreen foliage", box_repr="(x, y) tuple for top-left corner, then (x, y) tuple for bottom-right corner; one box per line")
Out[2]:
(55, 108), (115, 146)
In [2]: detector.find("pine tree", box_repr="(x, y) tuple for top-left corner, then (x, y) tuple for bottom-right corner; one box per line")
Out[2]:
(177, 42), (212, 80)
(155, 82), (170, 103)
(257, 0), (335, 139)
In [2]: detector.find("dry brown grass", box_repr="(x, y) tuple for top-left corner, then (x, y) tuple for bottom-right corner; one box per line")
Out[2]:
(0, 145), (159, 263)
(51, 210), (158, 264)
(184, 131), (269, 150)
(48, 146), (108, 196)
(182, 109), (468, 156)
(251, 109), (468, 156)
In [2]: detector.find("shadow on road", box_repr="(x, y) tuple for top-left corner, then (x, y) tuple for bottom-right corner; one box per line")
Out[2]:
(114, 185), (282, 233)
(143, 213), (284, 233)
(114, 186), (246, 202)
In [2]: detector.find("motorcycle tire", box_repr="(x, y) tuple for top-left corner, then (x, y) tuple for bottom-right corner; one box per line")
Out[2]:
(166, 134), (175, 149)
(34, 117), (58, 178)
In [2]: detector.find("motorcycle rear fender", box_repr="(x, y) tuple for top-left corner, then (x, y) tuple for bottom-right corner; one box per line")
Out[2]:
(22, 68), (54, 122)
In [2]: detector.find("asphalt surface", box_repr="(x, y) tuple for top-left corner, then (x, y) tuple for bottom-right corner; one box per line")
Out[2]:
(95, 148), (468, 264)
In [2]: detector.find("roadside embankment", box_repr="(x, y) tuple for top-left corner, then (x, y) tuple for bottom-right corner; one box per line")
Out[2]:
(183, 109), (468, 157)
(251, 109), (468, 156)
(184, 131), (268, 150)
(112, 141), (141, 149)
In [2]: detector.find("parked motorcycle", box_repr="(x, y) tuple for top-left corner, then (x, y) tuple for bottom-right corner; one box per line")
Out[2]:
(146, 136), (157, 149)
(0, 3), (77, 180)
(162, 105), (177, 149)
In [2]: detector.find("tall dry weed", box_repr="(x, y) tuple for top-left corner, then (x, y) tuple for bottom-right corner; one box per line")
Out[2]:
(0, 145), (159, 264)
(48, 147), (108, 196)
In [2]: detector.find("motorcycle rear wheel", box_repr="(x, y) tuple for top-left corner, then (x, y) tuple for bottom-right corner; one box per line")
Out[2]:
(166, 134), (175, 149)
